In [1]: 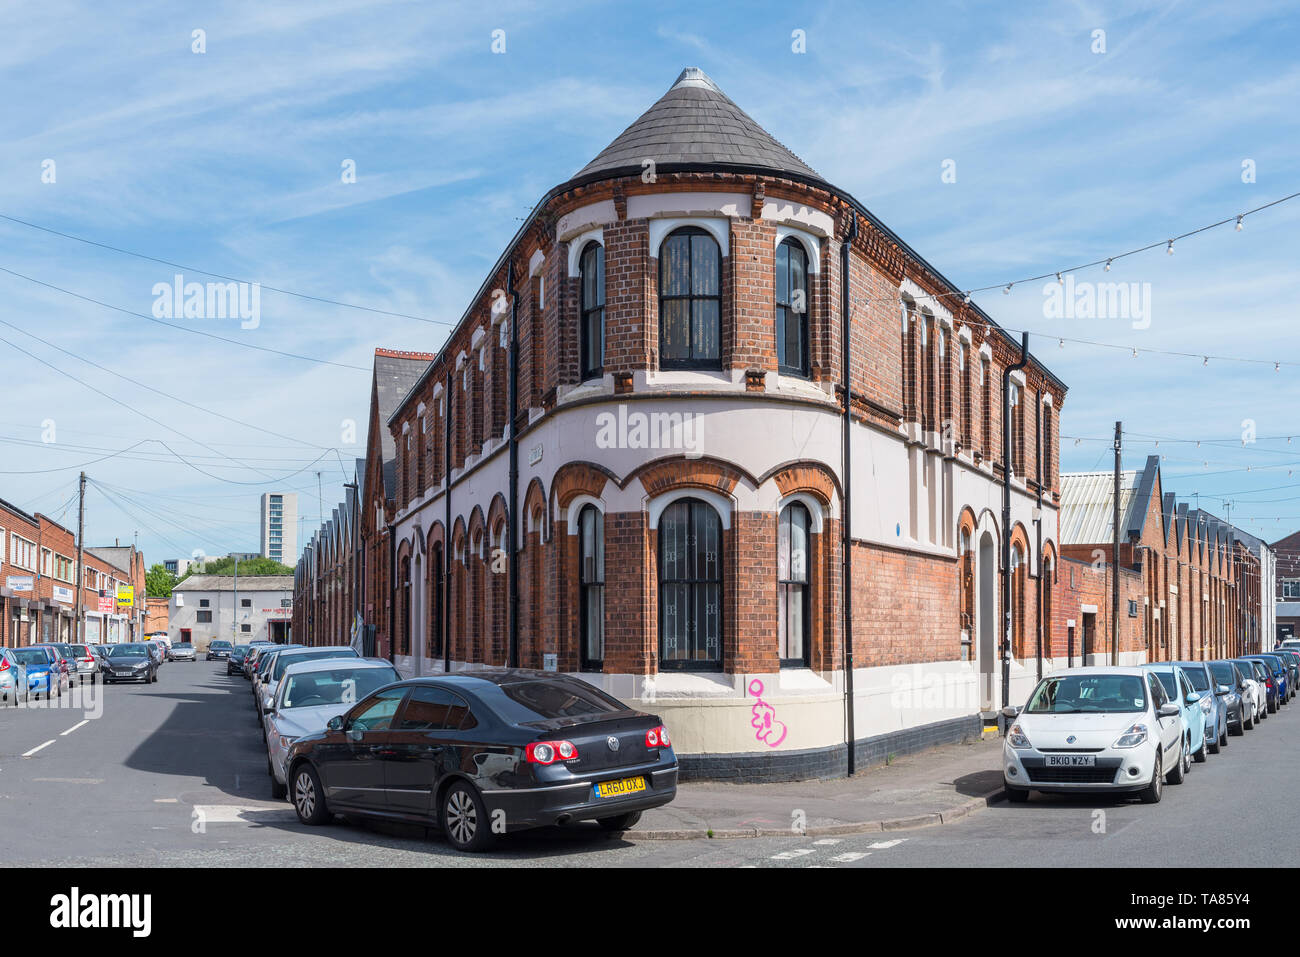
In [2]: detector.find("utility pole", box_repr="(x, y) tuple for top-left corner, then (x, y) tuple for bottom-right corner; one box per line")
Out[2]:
(1112, 421), (1121, 665)
(74, 471), (86, 645)
(233, 555), (239, 644)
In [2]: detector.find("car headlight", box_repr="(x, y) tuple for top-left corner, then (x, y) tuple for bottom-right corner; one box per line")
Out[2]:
(132, 662), (147, 671)
(278, 733), (297, 751)
(1113, 723), (1149, 748)
(1007, 724), (1033, 749)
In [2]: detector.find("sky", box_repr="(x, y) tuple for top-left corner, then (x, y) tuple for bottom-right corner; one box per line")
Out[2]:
(0, 0), (1297, 565)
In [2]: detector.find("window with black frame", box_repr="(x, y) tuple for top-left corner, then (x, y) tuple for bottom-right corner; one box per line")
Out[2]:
(578, 505), (604, 670)
(659, 498), (723, 669)
(659, 227), (721, 369)
(579, 241), (605, 380)
(778, 502), (811, 666)
(775, 237), (809, 376)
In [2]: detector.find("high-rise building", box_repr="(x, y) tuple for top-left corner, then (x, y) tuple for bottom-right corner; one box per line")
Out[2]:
(259, 493), (297, 565)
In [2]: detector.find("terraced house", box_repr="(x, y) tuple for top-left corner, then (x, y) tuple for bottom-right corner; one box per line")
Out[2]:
(358, 67), (1069, 780)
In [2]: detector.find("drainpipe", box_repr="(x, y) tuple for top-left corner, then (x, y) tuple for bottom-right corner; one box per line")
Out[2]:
(507, 258), (521, 670)
(1035, 396), (1043, 683)
(387, 516), (397, 667)
(444, 369), (452, 674)
(840, 206), (859, 776)
(1001, 331), (1030, 712)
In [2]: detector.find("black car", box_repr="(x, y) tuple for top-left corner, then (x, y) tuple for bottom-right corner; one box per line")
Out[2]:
(206, 640), (234, 661)
(226, 644), (252, 675)
(1208, 660), (1250, 734)
(284, 669), (678, 852)
(102, 643), (159, 684)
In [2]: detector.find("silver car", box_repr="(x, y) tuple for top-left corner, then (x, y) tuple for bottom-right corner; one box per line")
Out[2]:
(168, 643), (197, 662)
(259, 646), (360, 719)
(0, 648), (28, 705)
(264, 658), (400, 799)
(66, 643), (99, 683)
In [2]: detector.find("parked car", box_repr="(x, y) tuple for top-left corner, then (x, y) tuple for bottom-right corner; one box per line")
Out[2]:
(1173, 661), (1226, 754)
(252, 645), (302, 705)
(1208, 659), (1249, 734)
(0, 648), (29, 705)
(12, 646), (64, 699)
(1247, 654), (1289, 704)
(103, 643), (160, 684)
(243, 642), (279, 679)
(30, 644), (74, 692)
(207, 640), (234, 662)
(1142, 663), (1207, 764)
(1272, 650), (1300, 700)
(1002, 667), (1186, 805)
(258, 646), (360, 718)
(226, 645), (252, 675)
(1237, 658), (1276, 716)
(284, 670), (679, 851)
(167, 643), (197, 662)
(264, 659), (401, 799)
(143, 641), (165, 669)
(66, 643), (99, 684)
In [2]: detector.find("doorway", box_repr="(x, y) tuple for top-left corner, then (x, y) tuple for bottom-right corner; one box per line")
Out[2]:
(978, 531), (997, 712)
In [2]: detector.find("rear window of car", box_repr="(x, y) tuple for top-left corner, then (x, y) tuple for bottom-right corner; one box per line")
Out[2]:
(68, 645), (90, 656)
(272, 649), (358, 681)
(281, 667), (399, 709)
(487, 676), (630, 723)
(1025, 674), (1148, 714)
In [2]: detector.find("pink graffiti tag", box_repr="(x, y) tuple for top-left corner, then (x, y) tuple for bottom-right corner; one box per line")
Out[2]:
(748, 679), (788, 748)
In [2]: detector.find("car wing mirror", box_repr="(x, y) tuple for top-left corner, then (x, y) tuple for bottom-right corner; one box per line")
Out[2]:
(1158, 703), (1180, 717)
(1185, 692), (1200, 704)
(1000, 705), (1022, 718)
(1216, 684), (1230, 695)
(327, 715), (343, 732)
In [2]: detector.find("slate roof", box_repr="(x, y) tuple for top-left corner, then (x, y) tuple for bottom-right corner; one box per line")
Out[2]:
(575, 67), (823, 184)
(1059, 469), (1143, 545)
(172, 575), (294, 593)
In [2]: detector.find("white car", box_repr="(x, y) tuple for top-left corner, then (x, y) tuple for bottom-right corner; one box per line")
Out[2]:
(1234, 662), (1265, 729)
(1003, 666), (1187, 804)
(258, 645), (359, 718)
(264, 658), (400, 799)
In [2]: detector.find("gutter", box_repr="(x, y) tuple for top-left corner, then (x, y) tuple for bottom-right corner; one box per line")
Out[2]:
(1035, 396), (1043, 683)
(507, 258), (521, 669)
(840, 205), (858, 776)
(444, 368), (452, 674)
(1001, 331), (1030, 713)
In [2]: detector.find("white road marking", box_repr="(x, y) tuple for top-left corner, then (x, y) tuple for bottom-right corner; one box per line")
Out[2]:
(868, 839), (906, 849)
(771, 848), (816, 860)
(813, 838), (842, 845)
(830, 852), (870, 863)
(22, 740), (55, 757)
(60, 720), (89, 736)
(192, 803), (295, 824)
(153, 798), (179, 803)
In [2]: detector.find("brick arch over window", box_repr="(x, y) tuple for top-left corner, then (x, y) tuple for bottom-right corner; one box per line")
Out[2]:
(762, 461), (841, 508)
(625, 455), (754, 499)
(552, 461), (617, 514)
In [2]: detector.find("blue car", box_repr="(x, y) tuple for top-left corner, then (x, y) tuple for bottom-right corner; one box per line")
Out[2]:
(1246, 655), (1288, 708)
(10, 646), (62, 699)
(1141, 663), (1207, 765)
(1237, 658), (1278, 715)
(1174, 661), (1227, 755)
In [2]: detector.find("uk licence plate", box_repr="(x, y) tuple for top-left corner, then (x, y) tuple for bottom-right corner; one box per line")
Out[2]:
(595, 776), (647, 799)
(1045, 754), (1096, 767)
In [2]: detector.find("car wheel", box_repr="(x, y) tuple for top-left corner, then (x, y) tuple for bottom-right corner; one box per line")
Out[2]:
(440, 780), (493, 852)
(290, 764), (330, 825)
(1208, 728), (1221, 755)
(1244, 708), (1254, 730)
(268, 758), (288, 800)
(1167, 742), (1187, 785)
(1193, 737), (1208, 763)
(1139, 753), (1163, 804)
(151, 671), (158, 683)
(597, 810), (644, 831)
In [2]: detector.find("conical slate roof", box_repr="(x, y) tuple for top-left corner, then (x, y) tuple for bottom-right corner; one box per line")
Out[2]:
(574, 67), (823, 184)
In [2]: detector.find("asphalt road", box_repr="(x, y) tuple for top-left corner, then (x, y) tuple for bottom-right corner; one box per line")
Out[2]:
(2, 660), (1295, 867)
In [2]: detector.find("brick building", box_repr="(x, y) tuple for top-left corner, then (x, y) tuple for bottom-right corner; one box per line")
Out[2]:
(1059, 455), (1267, 664)
(338, 66), (1073, 780)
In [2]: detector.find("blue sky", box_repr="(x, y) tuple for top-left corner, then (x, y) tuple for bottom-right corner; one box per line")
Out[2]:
(1, 0), (1297, 563)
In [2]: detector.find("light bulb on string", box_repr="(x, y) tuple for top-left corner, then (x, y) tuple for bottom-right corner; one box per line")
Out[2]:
(1104, 259), (1112, 272)
(1004, 283), (1012, 295)
(1058, 338), (1064, 349)
(1056, 272), (1064, 285)
(1236, 215), (1244, 231)
(963, 292), (971, 305)
(1132, 347), (1138, 358)
(1167, 240), (1175, 255)
(1203, 356), (1209, 366)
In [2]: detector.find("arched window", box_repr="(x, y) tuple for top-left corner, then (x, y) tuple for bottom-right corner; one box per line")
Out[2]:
(775, 237), (809, 376)
(579, 241), (605, 380)
(959, 527), (974, 633)
(1010, 544), (1025, 658)
(430, 543), (444, 659)
(400, 556), (412, 656)
(659, 498), (723, 669)
(659, 227), (721, 369)
(1041, 552), (1054, 657)
(778, 503), (810, 666)
(578, 505), (604, 670)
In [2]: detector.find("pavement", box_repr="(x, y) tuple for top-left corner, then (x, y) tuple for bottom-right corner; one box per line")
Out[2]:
(638, 736), (1006, 839)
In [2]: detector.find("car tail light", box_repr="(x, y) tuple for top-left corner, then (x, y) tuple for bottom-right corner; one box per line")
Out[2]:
(525, 740), (578, 764)
(0, 657), (9, 672)
(645, 725), (672, 749)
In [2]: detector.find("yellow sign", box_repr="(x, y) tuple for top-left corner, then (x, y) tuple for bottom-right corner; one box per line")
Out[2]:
(116, 585), (134, 608)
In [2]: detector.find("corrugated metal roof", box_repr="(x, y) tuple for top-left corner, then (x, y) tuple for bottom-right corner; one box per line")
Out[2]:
(1059, 470), (1142, 545)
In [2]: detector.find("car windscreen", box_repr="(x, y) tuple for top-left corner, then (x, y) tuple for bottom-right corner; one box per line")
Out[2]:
(272, 649), (358, 681)
(12, 648), (50, 666)
(1025, 674), (1148, 714)
(281, 667), (399, 709)
(211, 641), (232, 649)
(109, 644), (150, 658)
(1209, 662), (1237, 686)
(68, 645), (90, 655)
(1181, 667), (1210, 692)
(487, 676), (631, 724)
(174, 644), (193, 650)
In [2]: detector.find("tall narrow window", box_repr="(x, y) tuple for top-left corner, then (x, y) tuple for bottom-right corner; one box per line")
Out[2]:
(959, 528), (974, 633)
(1042, 553), (1054, 656)
(659, 228), (721, 369)
(939, 327), (951, 439)
(400, 556), (412, 656)
(1011, 544), (1025, 658)
(579, 241), (605, 380)
(579, 505), (604, 670)
(778, 503), (810, 666)
(775, 238), (809, 376)
(901, 301), (915, 422)
(980, 356), (991, 457)
(959, 340), (972, 448)
(1042, 399), (1053, 489)
(659, 498), (723, 669)
(430, 544), (444, 658)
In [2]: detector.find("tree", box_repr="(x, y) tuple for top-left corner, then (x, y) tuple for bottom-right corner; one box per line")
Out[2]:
(145, 563), (178, 598)
(176, 555), (295, 583)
